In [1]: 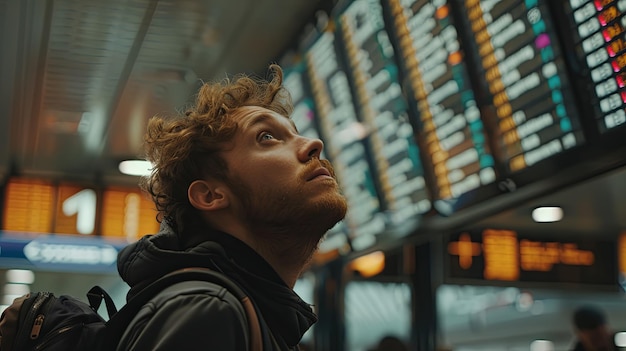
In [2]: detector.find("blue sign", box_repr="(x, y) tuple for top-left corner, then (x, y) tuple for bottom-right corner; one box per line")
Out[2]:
(0, 231), (128, 273)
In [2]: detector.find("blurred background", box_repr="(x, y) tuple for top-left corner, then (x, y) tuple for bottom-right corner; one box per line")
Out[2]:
(2, 0), (626, 350)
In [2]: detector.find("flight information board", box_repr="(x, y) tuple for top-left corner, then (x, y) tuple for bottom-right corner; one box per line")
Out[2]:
(284, 63), (327, 154)
(2, 178), (55, 233)
(304, 29), (387, 246)
(567, 0), (626, 132)
(284, 0), (626, 251)
(445, 229), (618, 288)
(283, 63), (351, 253)
(2, 177), (157, 241)
(385, 0), (497, 204)
(336, 0), (432, 226)
(459, 0), (584, 173)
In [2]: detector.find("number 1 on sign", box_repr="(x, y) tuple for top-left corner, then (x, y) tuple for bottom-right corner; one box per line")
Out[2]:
(62, 189), (97, 234)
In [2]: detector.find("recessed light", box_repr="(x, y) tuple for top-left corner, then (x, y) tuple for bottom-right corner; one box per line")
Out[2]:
(119, 160), (153, 176)
(530, 339), (554, 351)
(614, 331), (626, 347)
(531, 206), (563, 223)
(5, 269), (34, 284)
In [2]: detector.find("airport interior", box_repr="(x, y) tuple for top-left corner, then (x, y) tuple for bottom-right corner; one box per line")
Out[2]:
(2, 0), (626, 350)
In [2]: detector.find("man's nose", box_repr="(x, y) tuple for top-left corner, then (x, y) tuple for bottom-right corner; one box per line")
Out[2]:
(299, 137), (324, 161)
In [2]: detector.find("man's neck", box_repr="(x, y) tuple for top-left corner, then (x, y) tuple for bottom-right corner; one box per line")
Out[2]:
(247, 229), (320, 287)
(207, 215), (323, 287)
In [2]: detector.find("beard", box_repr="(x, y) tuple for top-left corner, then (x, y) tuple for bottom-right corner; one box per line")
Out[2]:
(226, 158), (347, 244)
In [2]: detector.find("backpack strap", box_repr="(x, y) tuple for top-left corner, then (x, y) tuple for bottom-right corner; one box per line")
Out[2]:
(99, 267), (263, 351)
(87, 286), (118, 319)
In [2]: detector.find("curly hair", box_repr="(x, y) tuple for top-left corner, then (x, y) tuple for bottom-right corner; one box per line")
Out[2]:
(140, 64), (293, 233)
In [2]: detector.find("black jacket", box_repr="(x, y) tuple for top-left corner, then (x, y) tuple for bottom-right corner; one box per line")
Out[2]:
(116, 223), (317, 350)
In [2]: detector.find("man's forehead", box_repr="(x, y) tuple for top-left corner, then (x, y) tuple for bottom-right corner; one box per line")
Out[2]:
(234, 106), (297, 131)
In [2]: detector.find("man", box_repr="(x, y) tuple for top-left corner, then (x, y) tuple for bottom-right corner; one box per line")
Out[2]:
(116, 64), (348, 350)
(571, 305), (618, 351)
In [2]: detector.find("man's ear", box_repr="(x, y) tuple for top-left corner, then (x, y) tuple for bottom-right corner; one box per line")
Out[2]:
(188, 180), (229, 211)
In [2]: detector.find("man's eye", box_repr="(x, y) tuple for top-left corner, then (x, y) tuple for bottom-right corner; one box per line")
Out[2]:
(259, 132), (275, 141)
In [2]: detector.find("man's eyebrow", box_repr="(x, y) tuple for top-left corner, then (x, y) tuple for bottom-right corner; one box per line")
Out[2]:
(244, 113), (298, 133)
(244, 113), (272, 128)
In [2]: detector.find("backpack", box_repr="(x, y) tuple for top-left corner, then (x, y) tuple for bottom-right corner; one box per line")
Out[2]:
(0, 267), (263, 351)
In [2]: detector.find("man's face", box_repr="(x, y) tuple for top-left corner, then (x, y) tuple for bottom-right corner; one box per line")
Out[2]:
(220, 106), (347, 235)
(577, 325), (613, 351)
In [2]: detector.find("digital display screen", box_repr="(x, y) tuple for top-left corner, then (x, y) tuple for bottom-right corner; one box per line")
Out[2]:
(386, 0), (497, 203)
(337, 0), (431, 226)
(568, 0), (626, 132)
(284, 63), (350, 253)
(462, 0), (585, 174)
(100, 187), (159, 241)
(304, 28), (387, 247)
(2, 177), (157, 241)
(54, 184), (97, 235)
(284, 63), (327, 154)
(446, 229), (618, 287)
(2, 178), (55, 233)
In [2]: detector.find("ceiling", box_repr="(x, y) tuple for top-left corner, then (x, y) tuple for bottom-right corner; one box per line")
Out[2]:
(0, 0), (326, 186)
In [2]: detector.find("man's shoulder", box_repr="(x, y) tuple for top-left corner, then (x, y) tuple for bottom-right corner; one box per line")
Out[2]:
(147, 279), (248, 312)
(118, 279), (250, 350)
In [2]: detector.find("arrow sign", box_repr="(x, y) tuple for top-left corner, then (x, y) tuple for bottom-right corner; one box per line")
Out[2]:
(0, 232), (125, 273)
(24, 241), (118, 265)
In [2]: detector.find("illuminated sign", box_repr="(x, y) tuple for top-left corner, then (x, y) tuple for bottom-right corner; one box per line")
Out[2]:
(101, 187), (159, 242)
(2, 179), (55, 233)
(446, 229), (617, 287)
(0, 234), (125, 273)
(568, 0), (626, 132)
(463, 1), (584, 174)
(2, 177), (158, 241)
(388, 0), (496, 202)
(54, 184), (97, 235)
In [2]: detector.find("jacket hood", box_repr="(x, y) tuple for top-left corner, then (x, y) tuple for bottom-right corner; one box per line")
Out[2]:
(116, 221), (318, 347)
(117, 222), (217, 290)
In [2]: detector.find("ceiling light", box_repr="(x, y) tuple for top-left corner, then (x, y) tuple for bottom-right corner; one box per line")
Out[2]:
(3, 283), (30, 295)
(119, 160), (153, 176)
(615, 332), (626, 347)
(531, 206), (563, 223)
(530, 340), (554, 351)
(5, 269), (34, 284)
(349, 251), (385, 278)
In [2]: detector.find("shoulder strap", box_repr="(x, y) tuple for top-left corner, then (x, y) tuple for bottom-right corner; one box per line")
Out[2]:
(100, 267), (263, 351)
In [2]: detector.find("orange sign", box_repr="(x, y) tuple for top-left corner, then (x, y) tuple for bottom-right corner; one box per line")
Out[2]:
(520, 240), (594, 271)
(446, 229), (616, 286)
(2, 177), (158, 242)
(482, 229), (519, 281)
(447, 232), (481, 269)
(54, 184), (97, 235)
(101, 187), (159, 241)
(2, 178), (55, 233)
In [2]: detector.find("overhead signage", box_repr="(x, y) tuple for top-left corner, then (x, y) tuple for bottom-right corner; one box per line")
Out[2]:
(2, 178), (158, 241)
(0, 232), (126, 273)
(445, 229), (618, 288)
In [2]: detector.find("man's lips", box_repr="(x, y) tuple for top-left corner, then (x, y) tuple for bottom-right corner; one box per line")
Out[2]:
(307, 167), (332, 181)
